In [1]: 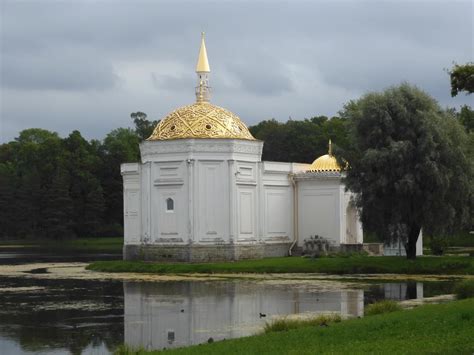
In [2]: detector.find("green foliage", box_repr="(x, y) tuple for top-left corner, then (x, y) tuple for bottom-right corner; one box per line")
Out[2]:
(0, 124), (143, 239)
(0, 237), (123, 253)
(126, 299), (474, 354)
(447, 232), (474, 247)
(100, 127), (140, 228)
(42, 168), (75, 239)
(364, 300), (402, 316)
(449, 62), (474, 96)
(454, 280), (474, 299)
(249, 116), (350, 163)
(131, 111), (159, 141)
(87, 256), (474, 275)
(115, 345), (148, 355)
(428, 235), (450, 255)
(263, 314), (341, 333)
(457, 105), (474, 133)
(341, 83), (474, 259)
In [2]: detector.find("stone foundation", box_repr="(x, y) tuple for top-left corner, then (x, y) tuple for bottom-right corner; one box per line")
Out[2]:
(124, 242), (292, 262)
(363, 243), (384, 256)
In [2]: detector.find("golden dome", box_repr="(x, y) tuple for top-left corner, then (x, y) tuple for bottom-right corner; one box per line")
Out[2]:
(147, 33), (255, 141)
(308, 140), (342, 172)
(147, 101), (255, 141)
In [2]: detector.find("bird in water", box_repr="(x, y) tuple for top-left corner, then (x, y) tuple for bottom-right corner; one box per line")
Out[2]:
(259, 312), (266, 318)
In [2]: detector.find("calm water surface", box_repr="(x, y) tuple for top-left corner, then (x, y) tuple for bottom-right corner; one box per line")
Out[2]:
(0, 251), (455, 354)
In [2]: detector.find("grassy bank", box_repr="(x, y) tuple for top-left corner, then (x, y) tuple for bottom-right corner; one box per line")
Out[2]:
(117, 298), (474, 354)
(87, 255), (474, 275)
(0, 237), (123, 254)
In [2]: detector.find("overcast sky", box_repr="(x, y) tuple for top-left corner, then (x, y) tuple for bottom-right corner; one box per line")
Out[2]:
(1, 0), (473, 143)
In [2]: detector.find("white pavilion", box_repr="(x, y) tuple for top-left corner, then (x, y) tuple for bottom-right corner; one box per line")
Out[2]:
(120, 34), (421, 261)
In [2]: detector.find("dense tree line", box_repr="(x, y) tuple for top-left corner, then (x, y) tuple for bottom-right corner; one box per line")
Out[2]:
(0, 91), (472, 242)
(0, 111), (349, 240)
(249, 115), (350, 163)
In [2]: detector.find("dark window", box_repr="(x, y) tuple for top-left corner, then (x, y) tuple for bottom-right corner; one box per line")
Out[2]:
(166, 198), (174, 211)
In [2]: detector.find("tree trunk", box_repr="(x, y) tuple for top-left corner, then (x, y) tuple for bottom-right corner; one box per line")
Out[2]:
(405, 224), (421, 260)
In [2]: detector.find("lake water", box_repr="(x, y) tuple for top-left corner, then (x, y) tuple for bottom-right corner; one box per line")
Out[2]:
(0, 251), (455, 354)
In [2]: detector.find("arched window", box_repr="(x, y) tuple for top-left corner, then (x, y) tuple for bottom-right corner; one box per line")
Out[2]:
(166, 198), (174, 212)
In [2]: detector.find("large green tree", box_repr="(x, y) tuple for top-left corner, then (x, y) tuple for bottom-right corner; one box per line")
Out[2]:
(449, 62), (474, 96)
(130, 111), (159, 141)
(341, 83), (473, 259)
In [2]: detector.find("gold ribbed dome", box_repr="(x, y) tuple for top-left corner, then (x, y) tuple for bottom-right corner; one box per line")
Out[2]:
(147, 102), (255, 140)
(147, 33), (255, 141)
(308, 140), (342, 172)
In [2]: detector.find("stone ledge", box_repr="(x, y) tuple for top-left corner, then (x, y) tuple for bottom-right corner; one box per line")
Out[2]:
(124, 242), (292, 262)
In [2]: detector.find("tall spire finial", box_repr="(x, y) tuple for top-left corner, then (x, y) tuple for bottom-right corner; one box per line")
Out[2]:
(328, 139), (333, 156)
(195, 32), (211, 103)
(196, 32), (210, 73)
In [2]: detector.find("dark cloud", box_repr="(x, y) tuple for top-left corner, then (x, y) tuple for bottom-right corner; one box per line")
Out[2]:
(230, 56), (294, 96)
(1, 0), (472, 142)
(2, 50), (119, 91)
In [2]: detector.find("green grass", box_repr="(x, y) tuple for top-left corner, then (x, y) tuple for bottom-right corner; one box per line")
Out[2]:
(455, 279), (474, 299)
(117, 298), (474, 354)
(425, 232), (474, 248)
(263, 314), (341, 333)
(364, 300), (402, 315)
(61, 237), (123, 252)
(87, 255), (474, 275)
(0, 237), (123, 253)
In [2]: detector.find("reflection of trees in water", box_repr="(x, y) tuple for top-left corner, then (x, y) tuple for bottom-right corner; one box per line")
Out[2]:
(0, 277), (124, 355)
(364, 281), (455, 305)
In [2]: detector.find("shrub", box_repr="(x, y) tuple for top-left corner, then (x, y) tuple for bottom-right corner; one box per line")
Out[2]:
(454, 279), (474, 299)
(365, 300), (402, 316)
(429, 235), (450, 255)
(263, 314), (341, 333)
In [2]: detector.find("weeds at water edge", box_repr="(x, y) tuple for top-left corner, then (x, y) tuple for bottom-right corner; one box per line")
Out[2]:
(454, 279), (474, 299)
(263, 314), (342, 333)
(365, 300), (402, 316)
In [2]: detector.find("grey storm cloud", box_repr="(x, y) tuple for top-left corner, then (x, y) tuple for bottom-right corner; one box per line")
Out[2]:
(0, 0), (473, 143)
(2, 50), (118, 91)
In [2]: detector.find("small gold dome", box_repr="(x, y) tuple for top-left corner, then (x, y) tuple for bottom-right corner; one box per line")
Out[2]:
(147, 102), (255, 141)
(308, 140), (342, 172)
(308, 154), (341, 172)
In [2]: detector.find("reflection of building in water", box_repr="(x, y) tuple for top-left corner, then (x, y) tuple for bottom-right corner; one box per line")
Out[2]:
(124, 282), (364, 350)
(383, 282), (423, 300)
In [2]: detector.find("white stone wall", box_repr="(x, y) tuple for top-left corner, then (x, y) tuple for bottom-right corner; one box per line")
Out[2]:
(122, 139), (369, 258)
(121, 163), (141, 245)
(123, 139), (268, 248)
(295, 173), (363, 248)
(296, 176), (343, 246)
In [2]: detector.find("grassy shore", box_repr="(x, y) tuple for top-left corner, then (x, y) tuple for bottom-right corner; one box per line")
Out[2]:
(117, 298), (474, 354)
(87, 255), (474, 275)
(0, 237), (123, 254)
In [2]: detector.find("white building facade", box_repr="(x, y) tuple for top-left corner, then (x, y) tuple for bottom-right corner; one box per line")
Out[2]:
(121, 34), (420, 261)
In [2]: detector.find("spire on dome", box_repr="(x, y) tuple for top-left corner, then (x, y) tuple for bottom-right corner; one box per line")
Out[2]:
(328, 139), (333, 156)
(196, 32), (210, 73)
(195, 32), (211, 103)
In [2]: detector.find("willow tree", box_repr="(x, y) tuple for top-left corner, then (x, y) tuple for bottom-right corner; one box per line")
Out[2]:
(449, 62), (474, 96)
(340, 83), (473, 259)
